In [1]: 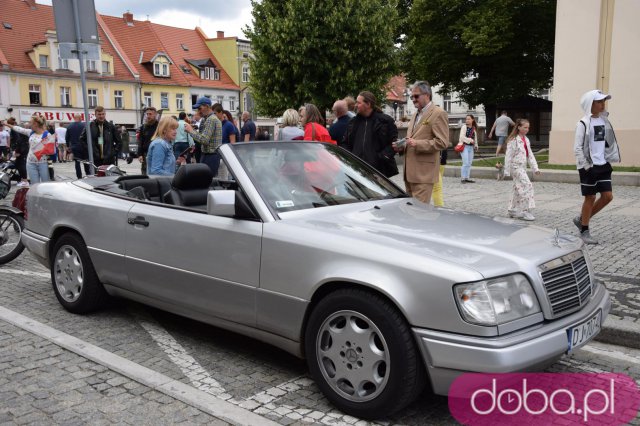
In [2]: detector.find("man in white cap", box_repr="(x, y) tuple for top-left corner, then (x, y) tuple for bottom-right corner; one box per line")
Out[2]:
(572, 89), (621, 244)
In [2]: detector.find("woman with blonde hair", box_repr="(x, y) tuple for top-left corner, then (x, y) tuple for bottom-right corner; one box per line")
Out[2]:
(279, 109), (304, 140)
(147, 116), (182, 175)
(3, 114), (55, 184)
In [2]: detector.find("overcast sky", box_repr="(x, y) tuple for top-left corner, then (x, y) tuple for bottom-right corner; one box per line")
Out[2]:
(38, 0), (254, 39)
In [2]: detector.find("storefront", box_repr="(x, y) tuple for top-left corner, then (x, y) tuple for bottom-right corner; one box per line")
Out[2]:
(16, 107), (138, 126)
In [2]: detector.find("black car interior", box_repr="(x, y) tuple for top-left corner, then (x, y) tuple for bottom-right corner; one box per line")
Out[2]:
(115, 164), (243, 213)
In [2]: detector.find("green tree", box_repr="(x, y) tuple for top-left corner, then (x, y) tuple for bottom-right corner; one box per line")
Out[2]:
(403, 0), (555, 109)
(245, 0), (399, 116)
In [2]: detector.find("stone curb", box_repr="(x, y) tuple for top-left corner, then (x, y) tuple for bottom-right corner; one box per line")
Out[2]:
(0, 305), (280, 426)
(595, 317), (640, 350)
(443, 166), (640, 186)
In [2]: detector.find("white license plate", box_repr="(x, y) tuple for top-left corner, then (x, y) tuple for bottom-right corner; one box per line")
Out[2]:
(568, 309), (602, 352)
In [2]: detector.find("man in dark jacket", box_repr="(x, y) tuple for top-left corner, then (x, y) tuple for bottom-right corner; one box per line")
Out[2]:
(66, 113), (90, 178)
(329, 99), (351, 145)
(137, 107), (158, 175)
(80, 106), (122, 167)
(341, 91), (398, 177)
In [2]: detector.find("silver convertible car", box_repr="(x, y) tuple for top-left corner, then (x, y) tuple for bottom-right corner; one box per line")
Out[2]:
(22, 141), (609, 418)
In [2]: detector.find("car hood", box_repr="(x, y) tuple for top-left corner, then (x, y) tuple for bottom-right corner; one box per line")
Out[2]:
(278, 199), (583, 278)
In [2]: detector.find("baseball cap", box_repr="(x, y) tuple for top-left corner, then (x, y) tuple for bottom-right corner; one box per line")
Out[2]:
(192, 97), (212, 109)
(592, 90), (612, 101)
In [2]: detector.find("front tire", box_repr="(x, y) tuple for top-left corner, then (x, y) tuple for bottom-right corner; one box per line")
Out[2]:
(0, 212), (25, 264)
(305, 288), (425, 419)
(51, 233), (108, 313)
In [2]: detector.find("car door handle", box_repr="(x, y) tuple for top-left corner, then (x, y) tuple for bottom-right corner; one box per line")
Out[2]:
(127, 216), (149, 227)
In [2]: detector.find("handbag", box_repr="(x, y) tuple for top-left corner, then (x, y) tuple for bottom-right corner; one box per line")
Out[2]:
(378, 152), (399, 178)
(454, 143), (464, 153)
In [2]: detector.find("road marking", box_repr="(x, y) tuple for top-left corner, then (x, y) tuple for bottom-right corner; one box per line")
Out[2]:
(0, 305), (279, 426)
(129, 307), (229, 398)
(0, 268), (50, 278)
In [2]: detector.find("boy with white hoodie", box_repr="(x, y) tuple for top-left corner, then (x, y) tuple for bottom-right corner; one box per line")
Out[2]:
(573, 90), (621, 245)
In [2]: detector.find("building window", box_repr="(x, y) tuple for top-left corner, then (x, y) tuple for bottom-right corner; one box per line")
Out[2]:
(144, 92), (152, 107)
(114, 90), (123, 109)
(241, 63), (249, 83)
(216, 96), (224, 107)
(176, 93), (184, 110)
(86, 60), (97, 72)
(191, 94), (198, 107)
(200, 67), (219, 81)
(229, 97), (236, 111)
(39, 55), (48, 69)
(442, 94), (453, 113)
(60, 87), (71, 106)
(29, 84), (41, 105)
(160, 92), (169, 109)
(87, 89), (98, 108)
(538, 88), (550, 100)
(102, 61), (110, 74)
(154, 62), (170, 77)
(58, 48), (68, 69)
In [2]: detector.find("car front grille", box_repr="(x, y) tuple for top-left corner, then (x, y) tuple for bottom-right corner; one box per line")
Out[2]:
(538, 251), (592, 318)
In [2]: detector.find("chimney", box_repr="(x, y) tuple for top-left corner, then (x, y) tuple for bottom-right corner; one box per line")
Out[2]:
(123, 11), (134, 25)
(217, 31), (225, 39)
(23, 0), (37, 9)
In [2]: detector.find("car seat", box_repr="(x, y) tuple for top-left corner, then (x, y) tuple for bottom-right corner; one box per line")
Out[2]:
(164, 163), (213, 209)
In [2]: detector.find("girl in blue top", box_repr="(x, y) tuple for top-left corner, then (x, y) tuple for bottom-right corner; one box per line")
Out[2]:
(147, 116), (180, 175)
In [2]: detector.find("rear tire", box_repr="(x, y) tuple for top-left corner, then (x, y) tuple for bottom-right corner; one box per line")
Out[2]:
(50, 233), (108, 313)
(0, 212), (25, 264)
(305, 288), (426, 419)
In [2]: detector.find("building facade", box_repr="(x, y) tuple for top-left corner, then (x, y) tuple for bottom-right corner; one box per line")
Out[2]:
(549, 0), (638, 166)
(0, 0), (241, 129)
(0, 0), (140, 125)
(205, 31), (253, 121)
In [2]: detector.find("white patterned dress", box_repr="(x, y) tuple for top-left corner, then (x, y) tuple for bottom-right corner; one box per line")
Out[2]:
(504, 135), (539, 212)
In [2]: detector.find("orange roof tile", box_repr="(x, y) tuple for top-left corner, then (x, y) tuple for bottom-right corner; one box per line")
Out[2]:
(99, 14), (238, 90)
(151, 22), (238, 90)
(0, 0), (136, 81)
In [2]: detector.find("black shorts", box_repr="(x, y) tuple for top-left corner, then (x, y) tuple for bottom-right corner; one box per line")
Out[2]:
(579, 163), (612, 196)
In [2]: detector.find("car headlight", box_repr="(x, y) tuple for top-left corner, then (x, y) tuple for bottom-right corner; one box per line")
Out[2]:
(454, 274), (541, 326)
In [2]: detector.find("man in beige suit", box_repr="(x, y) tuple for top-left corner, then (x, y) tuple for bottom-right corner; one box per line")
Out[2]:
(394, 81), (450, 203)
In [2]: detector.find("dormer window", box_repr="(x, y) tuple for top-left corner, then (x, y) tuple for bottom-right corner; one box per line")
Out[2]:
(154, 62), (169, 77)
(200, 66), (219, 81)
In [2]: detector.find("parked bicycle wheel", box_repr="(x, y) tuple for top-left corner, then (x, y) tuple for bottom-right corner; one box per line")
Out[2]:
(0, 211), (25, 264)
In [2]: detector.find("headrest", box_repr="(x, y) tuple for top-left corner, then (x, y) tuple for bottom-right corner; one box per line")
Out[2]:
(171, 164), (213, 190)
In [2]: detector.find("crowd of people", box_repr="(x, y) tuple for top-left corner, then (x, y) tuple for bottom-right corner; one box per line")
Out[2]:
(0, 86), (620, 245)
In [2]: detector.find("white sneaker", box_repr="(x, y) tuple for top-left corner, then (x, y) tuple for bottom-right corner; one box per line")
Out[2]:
(522, 211), (535, 221)
(16, 181), (29, 187)
(508, 210), (522, 218)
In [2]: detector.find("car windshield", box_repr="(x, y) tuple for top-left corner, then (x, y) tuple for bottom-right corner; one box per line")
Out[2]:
(232, 142), (406, 213)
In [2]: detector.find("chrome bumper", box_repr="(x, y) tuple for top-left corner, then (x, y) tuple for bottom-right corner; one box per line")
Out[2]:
(21, 229), (50, 267)
(414, 284), (611, 395)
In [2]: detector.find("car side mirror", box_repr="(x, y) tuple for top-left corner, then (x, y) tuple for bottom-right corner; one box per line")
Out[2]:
(207, 190), (235, 217)
(207, 190), (256, 219)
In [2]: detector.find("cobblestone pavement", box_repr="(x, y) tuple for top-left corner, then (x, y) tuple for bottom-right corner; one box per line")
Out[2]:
(0, 320), (229, 426)
(0, 161), (638, 425)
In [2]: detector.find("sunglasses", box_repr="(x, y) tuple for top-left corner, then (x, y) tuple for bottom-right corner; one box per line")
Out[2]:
(411, 94), (422, 100)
